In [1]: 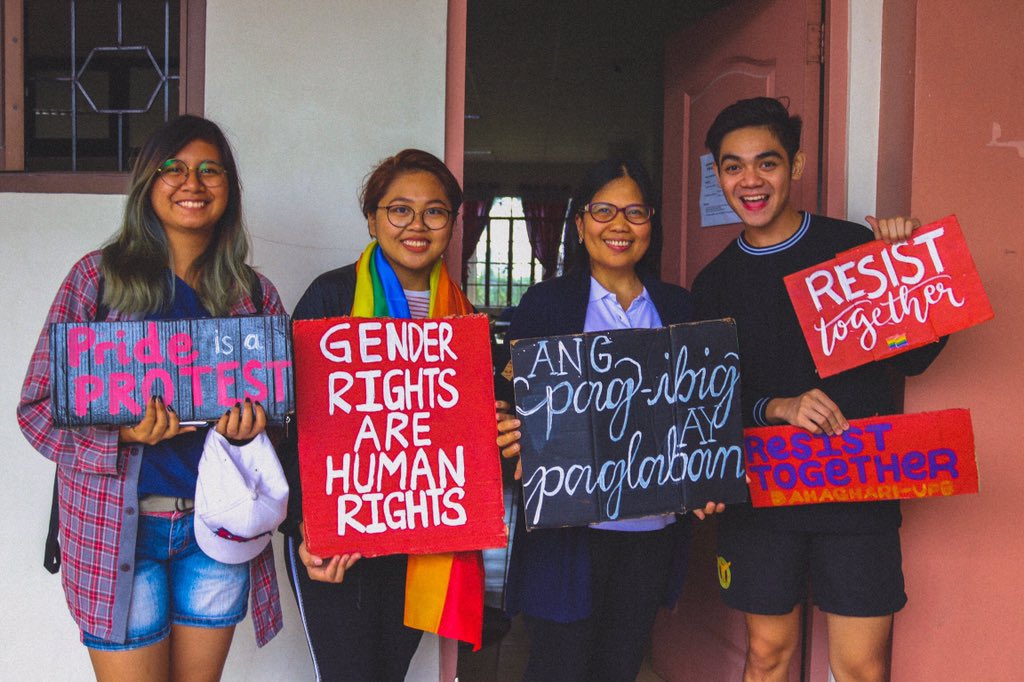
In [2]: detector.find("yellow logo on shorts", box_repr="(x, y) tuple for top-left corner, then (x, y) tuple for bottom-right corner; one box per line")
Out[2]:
(717, 556), (732, 589)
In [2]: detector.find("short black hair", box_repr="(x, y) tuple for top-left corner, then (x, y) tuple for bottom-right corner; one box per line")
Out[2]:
(705, 97), (802, 163)
(567, 157), (662, 275)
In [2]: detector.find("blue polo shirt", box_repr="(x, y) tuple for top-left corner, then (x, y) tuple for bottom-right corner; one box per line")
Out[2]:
(137, 277), (211, 498)
(584, 277), (676, 532)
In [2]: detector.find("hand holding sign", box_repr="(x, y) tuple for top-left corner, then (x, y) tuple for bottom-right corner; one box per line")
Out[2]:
(865, 215), (920, 244)
(118, 395), (196, 444)
(296, 522), (361, 583)
(495, 400), (523, 481)
(767, 388), (849, 436)
(214, 398), (267, 443)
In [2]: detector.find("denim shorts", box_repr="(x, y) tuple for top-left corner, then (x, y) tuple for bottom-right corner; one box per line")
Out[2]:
(82, 510), (250, 651)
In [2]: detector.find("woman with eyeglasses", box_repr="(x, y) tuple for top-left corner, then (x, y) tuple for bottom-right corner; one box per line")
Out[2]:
(278, 148), (479, 681)
(494, 157), (725, 681)
(17, 115), (286, 680)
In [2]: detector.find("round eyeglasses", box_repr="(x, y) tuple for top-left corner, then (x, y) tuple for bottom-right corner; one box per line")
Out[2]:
(157, 159), (228, 189)
(377, 204), (454, 230)
(582, 202), (655, 225)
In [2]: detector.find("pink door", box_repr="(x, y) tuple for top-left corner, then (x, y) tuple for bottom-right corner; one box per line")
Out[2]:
(654, 0), (825, 680)
(660, 0), (824, 288)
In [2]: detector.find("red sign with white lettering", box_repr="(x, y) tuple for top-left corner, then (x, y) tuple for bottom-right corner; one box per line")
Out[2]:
(745, 409), (979, 507)
(784, 215), (993, 378)
(292, 315), (507, 557)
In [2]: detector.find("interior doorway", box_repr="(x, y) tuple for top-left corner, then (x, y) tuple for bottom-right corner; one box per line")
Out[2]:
(456, 0), (833, 679)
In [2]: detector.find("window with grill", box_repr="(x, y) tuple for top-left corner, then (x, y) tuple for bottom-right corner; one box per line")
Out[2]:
(464, 196), (553, 311)
(1, 0), (205, 192)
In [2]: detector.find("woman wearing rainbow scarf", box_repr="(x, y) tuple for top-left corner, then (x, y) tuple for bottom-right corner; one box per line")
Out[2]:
(279, 149), (480, 680)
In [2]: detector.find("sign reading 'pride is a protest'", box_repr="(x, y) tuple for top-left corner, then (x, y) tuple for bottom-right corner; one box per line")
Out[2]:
(293, 315), (506, 558)
(745, 409), (979, 507)
(510, 320), (749, 530)
(50, 316), (293, 426)
(784, 215), (993, 378)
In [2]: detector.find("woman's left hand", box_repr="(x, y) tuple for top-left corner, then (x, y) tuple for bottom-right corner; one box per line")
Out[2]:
(215, 398), (267, 443)
(298, 522), (361, 583)
(496, 400), (523, 481)
(692, 501), (726, 521)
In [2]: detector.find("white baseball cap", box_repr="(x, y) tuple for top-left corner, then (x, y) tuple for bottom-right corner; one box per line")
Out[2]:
(194, 429), (289, 564)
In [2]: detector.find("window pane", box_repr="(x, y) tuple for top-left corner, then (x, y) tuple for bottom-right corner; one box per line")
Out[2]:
(465, 196), (546, 310)
(23, 0), (180, 171)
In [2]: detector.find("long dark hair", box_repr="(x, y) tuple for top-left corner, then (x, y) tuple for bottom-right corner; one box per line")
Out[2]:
(100, 115), (253, 315)
(567, 157), (662, 275)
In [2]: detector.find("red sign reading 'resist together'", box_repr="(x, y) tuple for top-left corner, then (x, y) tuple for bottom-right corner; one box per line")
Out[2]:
(292, 315), (507, 558)
(745, 409), (979, 508)
(784, 215), (993, 378)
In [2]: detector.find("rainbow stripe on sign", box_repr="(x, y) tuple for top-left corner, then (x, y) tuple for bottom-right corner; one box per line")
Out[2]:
(886, 334), (909, 350)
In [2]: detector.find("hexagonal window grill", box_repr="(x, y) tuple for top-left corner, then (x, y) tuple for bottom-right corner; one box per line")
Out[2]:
(77, 45), (167, 115)
(23, 1), (181, 172)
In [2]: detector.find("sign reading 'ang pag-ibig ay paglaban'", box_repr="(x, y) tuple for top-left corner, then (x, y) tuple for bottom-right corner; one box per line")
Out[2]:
(49, 316), (293, 426)
(510, 320), (749, 530)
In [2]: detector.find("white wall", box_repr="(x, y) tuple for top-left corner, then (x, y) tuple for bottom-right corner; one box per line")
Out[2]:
(845, 0), (884, 221)
(0, 1), (449, 679)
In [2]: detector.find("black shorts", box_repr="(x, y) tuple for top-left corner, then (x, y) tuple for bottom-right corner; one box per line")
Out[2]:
(716, 521), (906, 617)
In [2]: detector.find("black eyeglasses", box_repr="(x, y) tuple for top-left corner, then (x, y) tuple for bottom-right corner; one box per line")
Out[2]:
(376, 204), (454, 230)
(581, 202), (654, 225)
(157, 159), (228, 188)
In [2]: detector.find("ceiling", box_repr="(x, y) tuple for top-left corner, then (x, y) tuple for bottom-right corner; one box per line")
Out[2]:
(464, 0), (730, 180)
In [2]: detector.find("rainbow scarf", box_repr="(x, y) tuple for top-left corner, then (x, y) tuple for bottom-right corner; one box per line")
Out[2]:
(352, 241), (484, 650)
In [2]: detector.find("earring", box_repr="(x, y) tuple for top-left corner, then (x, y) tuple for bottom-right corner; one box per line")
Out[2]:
(577, 233), (583, 244)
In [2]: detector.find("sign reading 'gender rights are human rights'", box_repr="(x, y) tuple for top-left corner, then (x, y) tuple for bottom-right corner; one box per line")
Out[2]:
(293, 315), (507, 558)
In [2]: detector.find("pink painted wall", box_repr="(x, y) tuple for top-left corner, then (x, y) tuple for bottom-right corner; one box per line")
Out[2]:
(443, 3), (467, 679)
(444, 0), (468, 285)
(892, 1), (1024, 679)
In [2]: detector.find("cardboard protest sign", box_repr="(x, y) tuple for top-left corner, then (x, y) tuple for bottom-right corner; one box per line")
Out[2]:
(50, 316), (293, 426)
(745, 409), (979, 507)
(510, 320), (748, 530)
(293, 315), (506, 558)
(784, 215), (993, 378)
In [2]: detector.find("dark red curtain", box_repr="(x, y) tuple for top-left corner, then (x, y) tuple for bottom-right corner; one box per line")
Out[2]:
(518, 184), (570, 280)
(460, 185), (498, 280)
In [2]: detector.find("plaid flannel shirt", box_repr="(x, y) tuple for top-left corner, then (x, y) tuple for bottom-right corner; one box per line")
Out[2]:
(17, 251), (285, 647)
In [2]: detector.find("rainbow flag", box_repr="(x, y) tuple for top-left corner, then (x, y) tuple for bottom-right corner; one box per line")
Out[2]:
(886, 333), (909, 350)
(352, 241), (485, 650)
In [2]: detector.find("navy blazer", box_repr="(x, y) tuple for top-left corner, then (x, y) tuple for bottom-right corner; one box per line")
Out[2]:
(503, 267), (695, 623)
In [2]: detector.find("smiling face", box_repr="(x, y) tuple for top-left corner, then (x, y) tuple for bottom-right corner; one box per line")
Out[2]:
(367, 170), (453, 290)
(148, 138), (228, 245)
(575, 175), (652, 283)
(714, 125), (806, 246)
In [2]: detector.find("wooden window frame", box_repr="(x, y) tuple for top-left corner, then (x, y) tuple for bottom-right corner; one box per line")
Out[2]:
(0, 0), (205, 193)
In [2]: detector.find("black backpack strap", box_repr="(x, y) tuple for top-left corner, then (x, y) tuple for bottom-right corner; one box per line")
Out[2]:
(43, 476), (61, 574)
